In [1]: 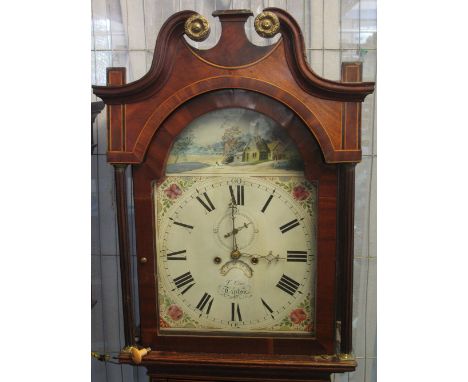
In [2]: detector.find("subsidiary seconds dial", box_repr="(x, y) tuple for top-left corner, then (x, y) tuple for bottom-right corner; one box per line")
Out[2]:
(156, 176), (317, 332)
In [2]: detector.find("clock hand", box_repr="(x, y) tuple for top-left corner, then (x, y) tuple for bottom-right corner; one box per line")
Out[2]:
(240, 251), (286, 264)
(229, 202), (239, 251)
(223, 221), (252, 238)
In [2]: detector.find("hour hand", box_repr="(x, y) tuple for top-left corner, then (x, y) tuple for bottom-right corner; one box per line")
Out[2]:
(223, 222), (252, 238)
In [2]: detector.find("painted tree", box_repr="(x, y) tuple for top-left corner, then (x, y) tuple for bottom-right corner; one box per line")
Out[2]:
(172, 133), (194, 163)
(221, 125), (244, 161)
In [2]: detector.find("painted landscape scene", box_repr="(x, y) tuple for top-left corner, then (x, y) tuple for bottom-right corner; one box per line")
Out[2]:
(166, 108), (304, 175)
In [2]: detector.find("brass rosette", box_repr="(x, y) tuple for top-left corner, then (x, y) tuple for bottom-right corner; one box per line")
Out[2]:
(254, 11), (280, 38)
(184, 14), (210, 42)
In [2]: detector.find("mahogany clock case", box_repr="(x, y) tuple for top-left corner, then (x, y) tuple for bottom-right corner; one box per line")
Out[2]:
(93, 7), (374, 380)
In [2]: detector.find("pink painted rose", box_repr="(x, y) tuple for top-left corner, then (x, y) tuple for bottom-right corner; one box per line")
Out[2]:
(164, 183), (182, 199)
(167, 304), (183, 321)
(292, 185), (309, 201)
(289, 308), (307, 324)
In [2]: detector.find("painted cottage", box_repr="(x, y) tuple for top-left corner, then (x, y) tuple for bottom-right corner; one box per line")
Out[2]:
(267, 140), (293, 160)
(242, 136), (270, 162)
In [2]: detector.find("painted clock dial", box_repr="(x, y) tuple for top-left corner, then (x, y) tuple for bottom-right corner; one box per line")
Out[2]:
(155, 109), (317, 334)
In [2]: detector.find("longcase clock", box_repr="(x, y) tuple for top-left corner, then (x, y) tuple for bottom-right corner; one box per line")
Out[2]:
(93, 8), (374, 382)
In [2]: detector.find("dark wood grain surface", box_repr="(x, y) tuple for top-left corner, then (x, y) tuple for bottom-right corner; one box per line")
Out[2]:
(120, 351), (356, 381)
(92, 8), (375, 381)
(113, 164), (136, 347)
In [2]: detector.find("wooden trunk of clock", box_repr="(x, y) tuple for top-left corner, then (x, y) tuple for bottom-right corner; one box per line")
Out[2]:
(93, 8), (374, 382)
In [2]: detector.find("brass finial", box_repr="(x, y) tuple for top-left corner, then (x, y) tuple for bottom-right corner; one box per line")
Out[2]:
(185, 14), (210, 41)
(254, 11), (280, 38)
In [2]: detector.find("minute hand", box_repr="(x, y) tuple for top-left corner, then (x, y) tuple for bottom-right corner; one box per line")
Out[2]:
(229, 202), (238, 251)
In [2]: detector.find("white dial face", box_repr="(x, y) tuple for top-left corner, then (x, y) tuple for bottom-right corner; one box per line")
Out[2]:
(155, 176), (317, 333)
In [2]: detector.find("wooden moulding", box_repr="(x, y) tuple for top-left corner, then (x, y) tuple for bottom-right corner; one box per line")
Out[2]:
(113, 164), (136, 347)
(337, 163), (356, 355)
(105, 68), (126, 153)
(119, 351), (356, 382)
(93, 9), (374, 165)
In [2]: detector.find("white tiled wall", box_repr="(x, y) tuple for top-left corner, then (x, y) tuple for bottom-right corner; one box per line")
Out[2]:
(91, 1), (377, 381)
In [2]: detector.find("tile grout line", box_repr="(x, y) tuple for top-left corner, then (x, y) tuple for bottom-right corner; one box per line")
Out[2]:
(91, 1), (96, 61)
(339, 0), (342, 68)
(248, 0), (253, 42)
(364, 158), (374, 381)
(321, 0), (324, 78)
(358, 1), (368, 376)
(95, 151), (108, 381)
(106, 0), (114, 63)
(371, 88), (377, 158)
(358, 0), (362, 53)
(124, 0), (130, 51)
(337, 5), (348, 380)
(340, 2), (347, 379)
(142, 0), (148, 53)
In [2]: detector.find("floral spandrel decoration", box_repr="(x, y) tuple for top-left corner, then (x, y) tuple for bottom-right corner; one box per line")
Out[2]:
(158, 289), (199, 329)
(157, 177), (200, 219)
(272, 292), (314, 332)
(289, 308), (307, 324)
(271, 177), (316, 217)
(289, 308), (314, 332)
(292, 185), (310, 201)
(167, 304), (183, 321)
(164, 183), (182, 199)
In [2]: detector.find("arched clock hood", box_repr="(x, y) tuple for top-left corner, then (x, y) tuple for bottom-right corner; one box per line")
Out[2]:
(93, 8), (374, 165)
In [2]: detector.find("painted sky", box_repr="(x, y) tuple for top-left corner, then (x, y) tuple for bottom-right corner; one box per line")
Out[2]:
(177, 108), (278, 147)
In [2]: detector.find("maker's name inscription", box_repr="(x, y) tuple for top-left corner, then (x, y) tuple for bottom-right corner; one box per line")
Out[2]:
(217, 280), (251, 299)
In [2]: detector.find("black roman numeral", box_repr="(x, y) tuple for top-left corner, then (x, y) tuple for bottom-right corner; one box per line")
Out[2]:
(279, 219), (300, 234)
(229, 185), (244, 205)
(196, 292), (214, 315)
(287, 250), (308, 262)
(196, 192), (215, 212)
(173, 272), (195, 294)
(167, 249), (187, 261)
(261, 194), (273, 213)
(276, 274), (300, 296)
(173, 221), (194, 230)
(261, 298), (274, 318)
(231, 302), (242, 321)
